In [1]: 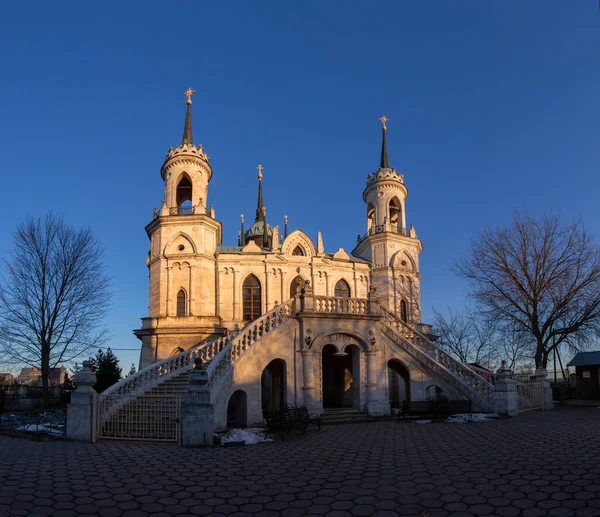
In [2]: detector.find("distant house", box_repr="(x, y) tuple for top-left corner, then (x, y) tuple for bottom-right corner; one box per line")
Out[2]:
(0, 373), (16, 385)
(16, 367), (67, 387)
(567, 352), (600, 400)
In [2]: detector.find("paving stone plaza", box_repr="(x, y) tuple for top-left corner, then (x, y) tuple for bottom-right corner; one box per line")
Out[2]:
(1, 406), (599, 517)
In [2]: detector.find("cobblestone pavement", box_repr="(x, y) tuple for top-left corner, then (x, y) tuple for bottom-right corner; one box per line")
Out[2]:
(1, 406), (599, 517)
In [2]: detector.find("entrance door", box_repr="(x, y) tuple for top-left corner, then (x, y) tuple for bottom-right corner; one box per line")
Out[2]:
(388, 359), (410, 408)
(322, 344), (360, 409)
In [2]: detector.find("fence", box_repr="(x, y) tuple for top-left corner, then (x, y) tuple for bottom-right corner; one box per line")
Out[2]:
(515, 378), (545, 412)
(0, 385), (71, 413)
(0, 409), (67, 436)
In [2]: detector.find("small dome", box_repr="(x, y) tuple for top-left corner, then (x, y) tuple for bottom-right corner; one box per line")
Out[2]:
(245, 220), (273, 240)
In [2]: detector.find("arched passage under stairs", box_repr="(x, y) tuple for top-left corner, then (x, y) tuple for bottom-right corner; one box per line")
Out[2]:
(261, 359), (286, 414)
(388, 359), (411, 409)
(322, 344), (360, 409)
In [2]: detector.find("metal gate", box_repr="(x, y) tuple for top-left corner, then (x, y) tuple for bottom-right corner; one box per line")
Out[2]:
(97, 391), (181, 443)
(515, 378), (545, 412)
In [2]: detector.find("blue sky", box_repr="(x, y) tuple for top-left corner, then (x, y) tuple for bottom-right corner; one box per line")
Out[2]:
(0, 2), (598, 372)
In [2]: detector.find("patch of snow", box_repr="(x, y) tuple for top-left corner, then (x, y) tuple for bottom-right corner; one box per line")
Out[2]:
(219, 428), (273, 445)
(414, 420), (432, 424)
(16, 423), (63, 435)
(446, 413), (499, 424)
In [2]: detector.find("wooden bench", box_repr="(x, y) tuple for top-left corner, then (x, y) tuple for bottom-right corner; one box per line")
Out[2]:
(399, 399), (473, 422)
(264, 404), (321, 440)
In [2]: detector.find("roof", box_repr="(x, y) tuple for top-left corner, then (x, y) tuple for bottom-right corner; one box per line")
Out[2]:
(567, 351), (600, 367)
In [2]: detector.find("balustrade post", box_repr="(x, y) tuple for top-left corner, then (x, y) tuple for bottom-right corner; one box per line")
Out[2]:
(66, 361), (97, 442)
(369, 286), (380, 315)
(181, 359), (214, 447)
(493, 361), (517, 417)
(300, 281), (314, 312)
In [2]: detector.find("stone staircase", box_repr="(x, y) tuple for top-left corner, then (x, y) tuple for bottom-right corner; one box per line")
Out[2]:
(321, 407), (378, 425)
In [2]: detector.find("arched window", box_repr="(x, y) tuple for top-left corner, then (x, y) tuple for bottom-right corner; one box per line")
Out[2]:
(176, 174), (193, 207)
(243, 274), (262, 321)
(290, 275), (304, 298)
(400, 299), (408, 322)
(334, 279), (351, 298)
(292, 245), (305, 256)
(367, 203), (375, 231)
(389, 197), (402, 234)
(176, 290), (187, 316)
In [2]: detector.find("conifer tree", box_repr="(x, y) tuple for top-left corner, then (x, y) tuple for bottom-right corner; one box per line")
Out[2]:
(128, 364), (136, 376)
(89, 348), (122, 393)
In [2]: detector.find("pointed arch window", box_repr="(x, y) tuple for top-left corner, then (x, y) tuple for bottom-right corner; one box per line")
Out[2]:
(292, 245), (305, 256)
(243, 274), (262, 321)
(176, 174), (193, 207)
(334, 279), (351, 298)
(367, 203), (376, 231)
(176, 289), (187, 317)
(400, 299), (408, 322)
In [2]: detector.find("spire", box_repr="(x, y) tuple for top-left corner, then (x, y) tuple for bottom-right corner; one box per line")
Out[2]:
(255, 164), (265, 222)
(379, 115), (389, 169)
(182, 88), (195, 144)
(240, 214), (245, 246)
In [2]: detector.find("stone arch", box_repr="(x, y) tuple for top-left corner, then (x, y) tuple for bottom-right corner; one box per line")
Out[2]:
(261, 359), (286, 413)
(289, 275), (306, 298)
(388, 196), (403, 232)
(163, 232), (197, 257)
(391, 250), (416, 271)
(400, 299), (408, 322)
(310, 331), (370, 353)
(281, 229), (317, 257)
(388, 359), (410, 409)
(227, 390), (248, 428)
(426, 385), (446, 401)
(321, 343), (361, 409)
(367, 202), (376, 231)
(170, 347), (184, 356)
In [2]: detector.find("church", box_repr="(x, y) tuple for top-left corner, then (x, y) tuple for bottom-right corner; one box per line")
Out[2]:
(98, 90), (496, 438)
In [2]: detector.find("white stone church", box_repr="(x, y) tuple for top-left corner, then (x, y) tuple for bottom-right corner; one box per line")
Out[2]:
(98, 92), (497, 438)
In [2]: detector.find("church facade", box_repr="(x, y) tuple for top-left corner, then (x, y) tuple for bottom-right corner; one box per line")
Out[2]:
(116, 91), (495, 432)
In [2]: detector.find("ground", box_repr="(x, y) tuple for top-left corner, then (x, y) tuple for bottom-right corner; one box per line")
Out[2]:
(1, 407), (599, 517)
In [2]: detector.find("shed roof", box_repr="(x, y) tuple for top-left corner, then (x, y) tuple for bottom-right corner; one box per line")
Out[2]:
(567, 351), (600, 367)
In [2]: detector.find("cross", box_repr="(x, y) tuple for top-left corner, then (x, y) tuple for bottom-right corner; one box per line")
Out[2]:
(257, 164), (264, 179)
(184, 88), (196, 104)
(379, 115), (389, 130)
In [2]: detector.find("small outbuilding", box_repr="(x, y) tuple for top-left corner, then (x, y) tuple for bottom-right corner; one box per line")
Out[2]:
(567, 352), (600, 400)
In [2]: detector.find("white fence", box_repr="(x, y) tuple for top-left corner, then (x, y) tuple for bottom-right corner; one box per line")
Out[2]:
(515, 378), (545, 412)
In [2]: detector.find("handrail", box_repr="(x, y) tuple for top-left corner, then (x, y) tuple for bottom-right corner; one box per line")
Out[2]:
(313, 296), (370, 315)
(380, 307), (494, 406)
(207, 299), (296, 383)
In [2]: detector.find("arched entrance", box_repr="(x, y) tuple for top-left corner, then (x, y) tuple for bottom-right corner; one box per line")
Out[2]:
(322, 344), (360, 409)
(261, 359), (286, 413)
(227, 390), (248, 428)
(388, 359), (410, 409)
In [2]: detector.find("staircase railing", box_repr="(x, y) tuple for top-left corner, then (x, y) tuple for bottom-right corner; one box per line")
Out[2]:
(99, 335), (234, 420)
(380, 307), (495, 409)
(207, 298), (296, 386)
(313, 296), (370, 315)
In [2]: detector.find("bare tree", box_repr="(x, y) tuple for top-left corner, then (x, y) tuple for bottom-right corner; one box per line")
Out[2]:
(0, 214), (111, 403)
(433, 307), (496, 367)
(454, 212), (600, 369)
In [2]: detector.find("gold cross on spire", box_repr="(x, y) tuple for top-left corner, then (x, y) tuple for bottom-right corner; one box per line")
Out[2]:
(379, 115), (389, 130)
(184, 88), (196, 104)
(257, 164), (264, 180)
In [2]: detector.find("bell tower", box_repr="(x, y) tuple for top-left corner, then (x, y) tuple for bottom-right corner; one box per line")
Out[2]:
(352, 116), (423, 323)
(135, 89), (224, 367)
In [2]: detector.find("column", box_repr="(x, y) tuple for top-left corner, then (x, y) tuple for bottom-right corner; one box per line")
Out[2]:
(532, 367), (554, 411)
(66, 361), (97, 442)
(188, 264), (195, 316)
(232, 268), (238, 323)
(493, 362), (518, 416)
(366, 349), (383, 416)
(181, 359), (214, 447)
(301, 349), (319, 413)
(165, 265), (171, 316)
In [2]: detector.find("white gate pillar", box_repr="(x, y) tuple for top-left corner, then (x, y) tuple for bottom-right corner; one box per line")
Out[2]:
(66, 361), (97, 442)
(532, 367), (554, 410)
(493, 361), (518, 417)
(181, 359), (214, 447)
